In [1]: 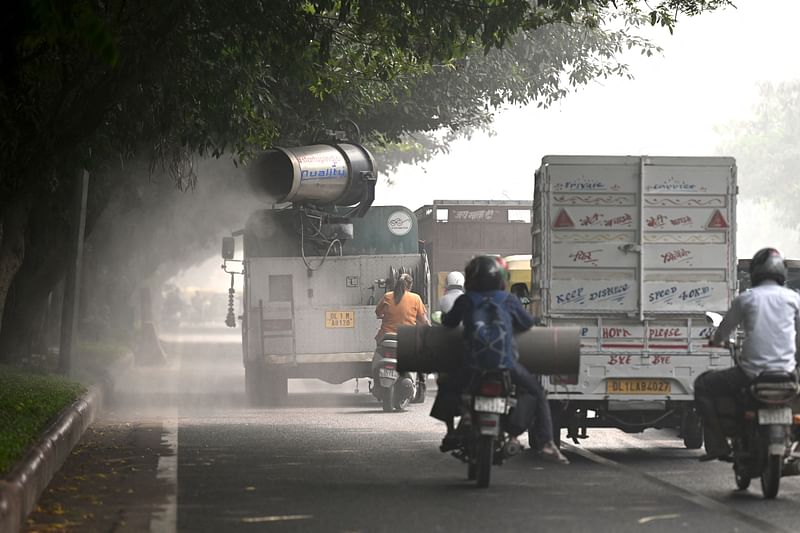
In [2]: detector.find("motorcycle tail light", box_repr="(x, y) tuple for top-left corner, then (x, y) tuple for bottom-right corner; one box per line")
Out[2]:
(383, 350), (395, 358)
(384, 362), (396, 370)
(479, 381), (503, 397)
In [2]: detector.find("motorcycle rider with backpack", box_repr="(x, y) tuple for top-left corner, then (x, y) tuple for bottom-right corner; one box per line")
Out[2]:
(695, 247), (800, 461)
(431, 255), (568, 464)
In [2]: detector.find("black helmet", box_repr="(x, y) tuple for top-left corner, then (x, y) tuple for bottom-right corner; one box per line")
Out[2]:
(465, 255), (509, 291)
(749, 247), (787, 286)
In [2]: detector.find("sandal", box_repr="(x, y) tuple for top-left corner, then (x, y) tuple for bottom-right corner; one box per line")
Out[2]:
(539, 442), (570, 464)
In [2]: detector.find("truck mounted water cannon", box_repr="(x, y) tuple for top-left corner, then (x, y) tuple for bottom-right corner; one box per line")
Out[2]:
(221, 140), (431, 406)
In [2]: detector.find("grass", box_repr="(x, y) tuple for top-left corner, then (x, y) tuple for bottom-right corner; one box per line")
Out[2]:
(0, 365), (86, 475)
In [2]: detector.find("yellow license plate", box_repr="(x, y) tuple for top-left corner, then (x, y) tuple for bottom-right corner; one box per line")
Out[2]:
(607, 379), (671, 394)
(325, 311), (354, 328)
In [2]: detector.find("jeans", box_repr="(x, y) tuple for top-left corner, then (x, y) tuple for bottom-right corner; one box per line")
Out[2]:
(510, 362), (554, 447)
(694, 366), (750, 454)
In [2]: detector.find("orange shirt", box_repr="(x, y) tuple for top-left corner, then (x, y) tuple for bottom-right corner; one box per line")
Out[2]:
(375, 291), (428, 339)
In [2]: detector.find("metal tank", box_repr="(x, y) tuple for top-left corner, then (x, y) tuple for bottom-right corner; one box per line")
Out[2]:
(248, 143), (376, 207)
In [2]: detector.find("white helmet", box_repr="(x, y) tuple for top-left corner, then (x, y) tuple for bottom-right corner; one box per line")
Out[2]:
(445, 271), (465, 290)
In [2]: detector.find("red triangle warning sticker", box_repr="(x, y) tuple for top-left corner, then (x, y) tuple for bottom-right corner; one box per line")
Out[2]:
(707, 209), (729, 229)
(553, 209), (575, 229)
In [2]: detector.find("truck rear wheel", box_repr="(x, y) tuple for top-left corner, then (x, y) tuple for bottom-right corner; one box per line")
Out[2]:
(682, 409), (704, 450)
(245, 363), (288, 407)
(245, 362), (266, 406)
(266, 372), (289, 406)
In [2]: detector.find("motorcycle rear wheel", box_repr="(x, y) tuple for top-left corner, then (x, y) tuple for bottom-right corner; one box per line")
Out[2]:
(761, 454), (782, 499)
(382, 387), (395, 412)
(476, 435), (494, 488)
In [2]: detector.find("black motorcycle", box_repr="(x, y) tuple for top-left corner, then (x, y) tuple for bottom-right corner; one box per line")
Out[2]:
(707, 312), (800, 499)
(448, 369), (522, 488)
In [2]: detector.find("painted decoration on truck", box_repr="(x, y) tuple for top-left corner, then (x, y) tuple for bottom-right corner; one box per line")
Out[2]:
(551, 243), (637, 269)
(643, 282), (729, 311)
(644, 166), (731, 195)
(644, 196), (725, 208)
(550, 280), (637, 311)
(552, 232), (630, 242)
(552, 194), (636, 206)
(643, 244), (728, 269)
(643, 233), (726, 244)
(552, 207), (637, 230)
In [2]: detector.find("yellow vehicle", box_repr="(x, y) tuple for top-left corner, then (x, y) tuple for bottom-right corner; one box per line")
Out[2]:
(503, 254), (532, 302)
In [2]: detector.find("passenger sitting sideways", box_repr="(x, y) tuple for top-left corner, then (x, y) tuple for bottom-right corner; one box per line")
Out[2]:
(430, 255), (569, 464)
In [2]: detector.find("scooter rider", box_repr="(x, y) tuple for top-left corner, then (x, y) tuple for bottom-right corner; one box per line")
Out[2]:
(695, 247), (800, 461)
(439, 271), (465, 314)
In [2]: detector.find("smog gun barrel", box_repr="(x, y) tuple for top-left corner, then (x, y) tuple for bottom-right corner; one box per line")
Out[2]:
(247, 143), (377, 215)
(396, 325), (581, 375)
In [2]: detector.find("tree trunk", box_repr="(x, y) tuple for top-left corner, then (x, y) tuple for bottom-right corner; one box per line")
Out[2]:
(0, 201), (30, 337)
(0, 200), (70, 365)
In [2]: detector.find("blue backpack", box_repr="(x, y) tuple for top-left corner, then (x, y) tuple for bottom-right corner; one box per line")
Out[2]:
(467, 292), (514, 369)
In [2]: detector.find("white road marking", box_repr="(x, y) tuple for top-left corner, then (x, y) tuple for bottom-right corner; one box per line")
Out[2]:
(241, 514), (313, 523)
(638, 513), (681, 524)
(149, 411), (179, 533)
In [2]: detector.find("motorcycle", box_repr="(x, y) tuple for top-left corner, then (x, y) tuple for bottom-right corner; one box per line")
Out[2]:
(372, 332), (423, 411)
(448, 369), (522, 488)
(706, 311), (800, 498)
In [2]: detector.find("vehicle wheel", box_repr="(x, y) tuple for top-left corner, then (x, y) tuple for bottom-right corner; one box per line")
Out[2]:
(382, 386), (395, 412)
(734, 464), (751, 491)
(393, 394), (411, 411)
(682, 409), (704, 450)
(761, 454), (782, 499)
(476, 435), (494, 488)
(467, 462), (477, 480)
(245, 362), (266, 407)
(411, 375), (426, 404)
(265, 371), (288, 407)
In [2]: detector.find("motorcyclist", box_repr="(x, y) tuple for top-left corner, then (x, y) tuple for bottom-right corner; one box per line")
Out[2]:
(695, 247), (800, 461)
(432, 255), (568, 464)
(375, 273), (430, 341)
(439, 271), (465, 314)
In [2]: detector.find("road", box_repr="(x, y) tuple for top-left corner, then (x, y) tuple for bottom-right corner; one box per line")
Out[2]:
(25, 327), (800, 532)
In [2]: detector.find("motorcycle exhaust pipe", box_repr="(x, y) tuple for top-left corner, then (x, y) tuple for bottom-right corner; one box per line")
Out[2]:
(396, 325), (581, 375)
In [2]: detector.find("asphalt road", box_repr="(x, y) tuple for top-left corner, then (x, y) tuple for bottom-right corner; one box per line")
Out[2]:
(25, 327), (800, 532)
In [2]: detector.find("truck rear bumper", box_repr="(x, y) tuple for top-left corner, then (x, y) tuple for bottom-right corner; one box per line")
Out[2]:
(252, 352), (373, 384)
(262, 352), (373, 365)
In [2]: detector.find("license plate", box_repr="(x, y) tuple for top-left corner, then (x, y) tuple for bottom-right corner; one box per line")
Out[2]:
(759, 407), (792, 425)
(325, 311), (354, 328)
(474, 396), (506, 414)
(379, 368), (398, 380)
(606, 379), (671, 394)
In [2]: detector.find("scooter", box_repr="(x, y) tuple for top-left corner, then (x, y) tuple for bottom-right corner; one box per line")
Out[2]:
(706, 311), (800, 498)
(448, 369), (522, 488)
(372, 332), (418, 412)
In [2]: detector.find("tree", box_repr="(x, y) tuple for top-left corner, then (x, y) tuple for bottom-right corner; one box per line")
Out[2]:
(0, 0), (732, 363)
(718, 81), (800, 220)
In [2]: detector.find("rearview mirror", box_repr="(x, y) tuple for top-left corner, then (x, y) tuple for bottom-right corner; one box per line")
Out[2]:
(705, 311), (723, 328)
(222, 236), (235, 260)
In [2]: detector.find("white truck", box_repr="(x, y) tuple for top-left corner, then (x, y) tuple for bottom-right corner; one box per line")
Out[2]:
(531, 155), (737, 448)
